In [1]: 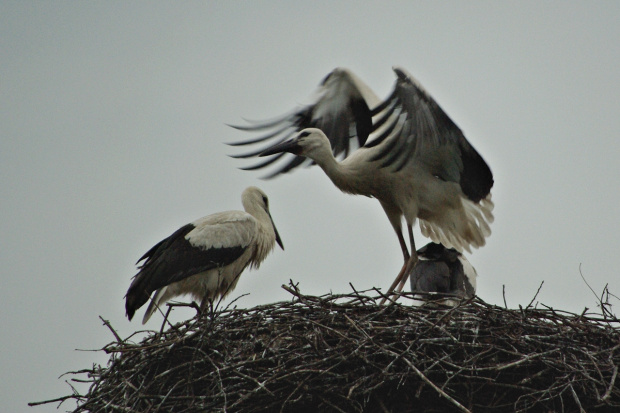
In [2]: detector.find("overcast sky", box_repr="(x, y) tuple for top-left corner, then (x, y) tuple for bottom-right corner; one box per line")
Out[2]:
(3, 2), (620, 411)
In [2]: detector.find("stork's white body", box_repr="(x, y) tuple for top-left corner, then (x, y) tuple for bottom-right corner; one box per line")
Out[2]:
(294, 131), (493, 253)
(125, 187), (283, 324)
(144, 211), (261, 320)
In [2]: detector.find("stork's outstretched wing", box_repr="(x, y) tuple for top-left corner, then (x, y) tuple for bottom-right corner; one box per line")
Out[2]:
(368, 67), (494, 203)
(228, 68), (378, 178)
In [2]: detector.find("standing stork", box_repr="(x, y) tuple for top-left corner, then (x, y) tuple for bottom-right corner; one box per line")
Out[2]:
(229, 67), (493, 302)
(125, 186), (283, 324)
(410, 242), (477, 307)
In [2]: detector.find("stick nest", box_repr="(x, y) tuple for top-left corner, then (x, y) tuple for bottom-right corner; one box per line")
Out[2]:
(44, 285), (620, 412)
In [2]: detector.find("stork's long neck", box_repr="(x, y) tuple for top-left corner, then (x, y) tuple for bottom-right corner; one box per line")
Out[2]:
(312, 151), (367, 196)
(248, 208), (277, 269)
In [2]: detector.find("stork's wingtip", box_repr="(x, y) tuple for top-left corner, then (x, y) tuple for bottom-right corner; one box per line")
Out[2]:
(392, 66), (409, 79)
(236, 167), (271, 180)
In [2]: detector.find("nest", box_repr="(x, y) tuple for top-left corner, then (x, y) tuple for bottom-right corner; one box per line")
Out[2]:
(35, 284), (620, 412)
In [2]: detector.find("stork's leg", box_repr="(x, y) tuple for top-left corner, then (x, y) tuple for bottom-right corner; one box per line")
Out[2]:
(395, 226), (418, 293)
(379, 229), (411, 305)
(198, 297), (213, 317)
(381, 225), (421, 305)
(397, 227), (411, 263)
(378, 205), (417, 304)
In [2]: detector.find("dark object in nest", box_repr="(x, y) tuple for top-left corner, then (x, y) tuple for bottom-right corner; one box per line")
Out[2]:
(34, 285), (620, 412)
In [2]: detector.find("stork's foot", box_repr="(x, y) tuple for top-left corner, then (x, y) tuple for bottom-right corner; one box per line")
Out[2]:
(165, 301), (202, 316)
(380, 256), (419, 305)
(157, 301), (203, 333)
(380, 262), (407, 305)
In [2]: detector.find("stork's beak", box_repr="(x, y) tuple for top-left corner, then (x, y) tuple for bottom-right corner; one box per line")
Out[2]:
(269, 212), (284, 250)
(275, 225), (284, 250)
(259, 139), (301, 156)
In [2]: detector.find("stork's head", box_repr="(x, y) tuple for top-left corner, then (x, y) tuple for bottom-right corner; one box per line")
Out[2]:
(259, 128), (332, 161)
(242, 186), (284, 250)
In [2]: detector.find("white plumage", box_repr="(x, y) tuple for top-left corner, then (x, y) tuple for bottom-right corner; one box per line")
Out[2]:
(125, 186), (283, 324)
(229, 67), (493, 302)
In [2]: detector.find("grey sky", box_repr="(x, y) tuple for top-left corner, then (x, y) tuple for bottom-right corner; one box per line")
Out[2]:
(2, 2), (620, 411)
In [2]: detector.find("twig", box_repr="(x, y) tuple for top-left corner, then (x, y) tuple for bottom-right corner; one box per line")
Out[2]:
(28, 394), (80, 407)
(387, 349), (471, 413)
(601, 364), (618, 402)
(281, 280), (302, 299)
(525, 281), (544, 310)
(99, 316), (122, 343)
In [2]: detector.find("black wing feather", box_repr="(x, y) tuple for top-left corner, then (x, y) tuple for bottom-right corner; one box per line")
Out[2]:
(229, 68), (373, 178)
(226, 124), (293, 147)
(125, 224), (246, 320)
(370, 68), (493, 202)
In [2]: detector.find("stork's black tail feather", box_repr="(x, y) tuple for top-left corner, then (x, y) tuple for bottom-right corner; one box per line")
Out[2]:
(124, 274), (153, 321)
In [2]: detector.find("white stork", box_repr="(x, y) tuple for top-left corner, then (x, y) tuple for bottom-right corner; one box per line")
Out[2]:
(229, 67), (493, 302)
(410, 242), (477, 307)
(125, 186), (283, 324)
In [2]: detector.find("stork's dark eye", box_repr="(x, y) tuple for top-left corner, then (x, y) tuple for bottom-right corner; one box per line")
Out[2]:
(299, 130), (311, 138)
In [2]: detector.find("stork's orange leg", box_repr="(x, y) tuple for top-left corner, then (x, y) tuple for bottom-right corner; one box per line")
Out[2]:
(395, 225), (418, 293)
(380, 225), (418, 304)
